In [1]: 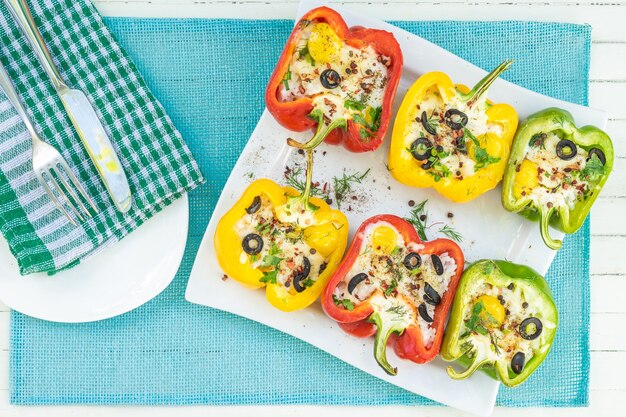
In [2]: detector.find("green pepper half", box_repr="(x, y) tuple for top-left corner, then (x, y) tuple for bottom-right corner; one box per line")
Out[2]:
(441, 260), (558, 387)
(502, 108), (614, 250)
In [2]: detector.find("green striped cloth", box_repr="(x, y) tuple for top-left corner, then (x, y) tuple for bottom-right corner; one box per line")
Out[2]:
(0, 0), (204, 275)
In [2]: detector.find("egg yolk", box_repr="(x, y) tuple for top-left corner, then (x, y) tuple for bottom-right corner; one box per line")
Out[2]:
(307, 23), (342, 64)
(513, 159), (539, 199)
(371, 226), (398, 254)
(475, 295), (505, 327)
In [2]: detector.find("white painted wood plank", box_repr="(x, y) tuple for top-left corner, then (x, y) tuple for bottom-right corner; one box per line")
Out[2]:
(592, 198), (626, 236)
(591, 352), (626, 390)
(591, 44), (626, 82)
(591, 313), (626, 352)
(591, 275), (626, 313)
(91, 1), (626, 43)
(591, 237), (626, 274)
(590, 82), (626, 120)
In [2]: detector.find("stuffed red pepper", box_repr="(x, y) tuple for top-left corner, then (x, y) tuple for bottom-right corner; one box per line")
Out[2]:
(322, 214), (464, 375)
(265, 6), (403, 152)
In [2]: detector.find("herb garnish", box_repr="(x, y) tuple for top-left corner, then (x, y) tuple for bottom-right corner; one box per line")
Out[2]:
(464, 128), (500, 171)
(352, 106), (382, 139)
(333, 168), (371, 209)
(465, 301), (499, 336)
(284, 165), (325, 197)
(438, 224), (463, 243)
(333, 295), (355, 311)
(404, 200), (463, 242)
(298, 45), (316, 66)
(344, 99), (367, 111)
(404, 200), (429, 241)
(581, 153), (605, 179)
(282, 70), (291, 90)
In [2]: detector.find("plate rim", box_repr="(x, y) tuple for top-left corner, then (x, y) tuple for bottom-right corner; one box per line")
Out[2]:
(0, 194), (189, 323)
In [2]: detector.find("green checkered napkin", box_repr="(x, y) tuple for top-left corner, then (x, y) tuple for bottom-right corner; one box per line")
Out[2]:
(0, 0), (204, 275)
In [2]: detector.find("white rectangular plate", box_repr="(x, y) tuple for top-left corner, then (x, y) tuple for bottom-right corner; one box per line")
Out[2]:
(186, 1), (607, 414)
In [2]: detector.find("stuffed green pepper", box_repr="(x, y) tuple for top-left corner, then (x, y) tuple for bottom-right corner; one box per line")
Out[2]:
(441, 259), (558, 387)
(502, 108), (613, 250)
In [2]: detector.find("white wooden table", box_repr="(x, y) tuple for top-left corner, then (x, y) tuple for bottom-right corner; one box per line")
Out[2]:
(0, 1), (624, 416)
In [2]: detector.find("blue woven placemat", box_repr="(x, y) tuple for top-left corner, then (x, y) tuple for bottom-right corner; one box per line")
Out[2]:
(10, 18), (590, 407)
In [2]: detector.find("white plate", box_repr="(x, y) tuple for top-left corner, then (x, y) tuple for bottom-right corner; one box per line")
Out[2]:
(0, 195), (188, 323)
(186, 1), (607, 414)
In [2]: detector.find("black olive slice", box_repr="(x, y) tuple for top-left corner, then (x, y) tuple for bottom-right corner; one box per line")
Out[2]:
(431, 254), (444, 275)
(420, 111), (437, 136)
(410, 137), (432, 161)
(423, 282), (441, 306)
(519, 317), (543, 340)
(511, 352), (525, 374)
(444, 109), (468, 130)
(320, 69), (341, 89)
(242, 233), (263, 255)
(556, 139), (577, 161)
(418, 303), (433, 323)
(403, 252), (422, 270)
(246, 196), (261, 214)
(293, 257), (312, 293)
(587, 148), (606, 165)
(348, 273), (368, 295)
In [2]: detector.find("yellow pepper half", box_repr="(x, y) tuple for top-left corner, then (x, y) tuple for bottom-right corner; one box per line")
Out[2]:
(214, 154), (349, 312)
(388, 60), (519, 203)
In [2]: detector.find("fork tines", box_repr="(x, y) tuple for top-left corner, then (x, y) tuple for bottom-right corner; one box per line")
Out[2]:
(36, 161), (98, 226)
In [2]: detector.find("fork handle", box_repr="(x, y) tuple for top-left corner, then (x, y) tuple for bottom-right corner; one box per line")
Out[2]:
(0, 60), (40, 140)
(3, 0), (66, 91)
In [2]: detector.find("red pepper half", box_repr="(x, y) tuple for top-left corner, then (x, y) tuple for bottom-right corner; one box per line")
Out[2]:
(265, 6), (403, 152)
(322, 214), (464, 374)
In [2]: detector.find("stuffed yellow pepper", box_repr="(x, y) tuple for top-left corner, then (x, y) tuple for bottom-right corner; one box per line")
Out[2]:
(214, 151), (349, 312)
(388, 60), (518, 203)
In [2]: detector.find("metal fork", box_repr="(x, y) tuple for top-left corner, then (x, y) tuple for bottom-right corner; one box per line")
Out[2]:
(0, 60), (98, 225)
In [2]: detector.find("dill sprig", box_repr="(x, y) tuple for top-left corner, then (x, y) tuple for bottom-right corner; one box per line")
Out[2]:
(332, 168), (371, 209)
(404, 200), (429, 241)
(438, 224), (463, 243)
(284, 165), (326, 198)
(404, 200), (463, 243)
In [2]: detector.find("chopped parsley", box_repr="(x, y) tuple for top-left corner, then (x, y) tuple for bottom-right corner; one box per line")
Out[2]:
(352, 106), (382, 138)
(344, 99), (367, 111)
(465, 301), (499, 336)
(298, 45), (316, 66)
(333, 295), (355, 311)
(259, 269), (278, 284)
(465, 128), (500, 171)
(581, 153), (605, 179)
(282, 70), (291, 90)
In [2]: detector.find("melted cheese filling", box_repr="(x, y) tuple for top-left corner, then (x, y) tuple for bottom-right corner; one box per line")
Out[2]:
(278, 21), (390, 129)
(332, 221), (457, 348)
(234, 196), (327, 292)
(524, 132), (593, 210)
(404, 89), (502, 180)
(460, 280), (556, 370)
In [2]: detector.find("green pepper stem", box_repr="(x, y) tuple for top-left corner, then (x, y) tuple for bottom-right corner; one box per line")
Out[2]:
(464, 59), (513, 107)
(284, 147), (319, 215)
(446, 350), (490, 380)
(287, 110), (347, 151)
(301, 149), (315, 204)
(369, 311), (406, 376)
(539, 205), (562, 250)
